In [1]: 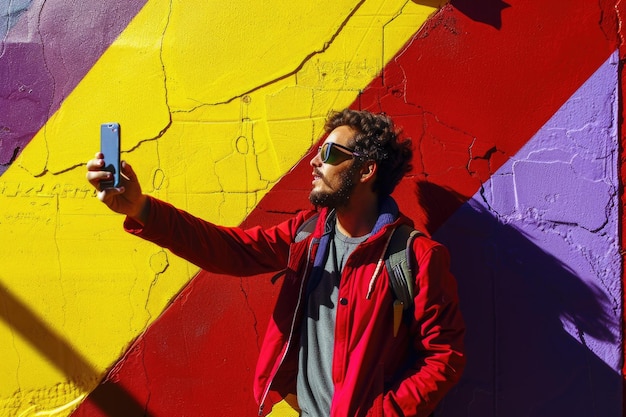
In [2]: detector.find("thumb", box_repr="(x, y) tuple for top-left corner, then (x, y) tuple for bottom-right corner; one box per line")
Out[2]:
(121, 160), (137, 182)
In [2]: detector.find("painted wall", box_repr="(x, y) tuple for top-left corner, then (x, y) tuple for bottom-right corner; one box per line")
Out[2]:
(0, 0), (622, 416)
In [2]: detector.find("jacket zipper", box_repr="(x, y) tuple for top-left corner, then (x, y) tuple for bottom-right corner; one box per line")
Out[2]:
(258, 237), (316, 416)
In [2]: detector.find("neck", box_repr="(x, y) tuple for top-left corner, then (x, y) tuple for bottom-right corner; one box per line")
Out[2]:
(335, 193), (379, 237)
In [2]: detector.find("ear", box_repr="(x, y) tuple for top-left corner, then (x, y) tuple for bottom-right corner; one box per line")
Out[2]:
(359, 161), (377, 184)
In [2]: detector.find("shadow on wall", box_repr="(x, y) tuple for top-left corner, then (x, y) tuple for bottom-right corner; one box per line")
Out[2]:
(411, 0), (511, 29)
(451, 0), (511, 29)
(415, 182), (621, 417)
(0, 283), (153, 416)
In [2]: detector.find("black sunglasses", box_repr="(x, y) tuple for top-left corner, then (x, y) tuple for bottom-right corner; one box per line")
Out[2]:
(318, 142), (361, 164)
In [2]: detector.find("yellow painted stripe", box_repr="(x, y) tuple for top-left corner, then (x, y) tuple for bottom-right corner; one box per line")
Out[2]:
(0, 0), (442, 413)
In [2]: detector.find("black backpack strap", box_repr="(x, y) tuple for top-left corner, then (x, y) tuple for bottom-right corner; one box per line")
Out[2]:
(385, 225), (423, 310)
(386, 224), (423, 337)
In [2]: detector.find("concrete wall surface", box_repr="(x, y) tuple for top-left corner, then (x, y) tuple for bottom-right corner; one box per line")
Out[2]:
(0, 0), (622, 416)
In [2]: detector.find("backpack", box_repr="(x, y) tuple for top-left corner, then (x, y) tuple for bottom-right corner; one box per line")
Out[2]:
(294, 214), (423, 335)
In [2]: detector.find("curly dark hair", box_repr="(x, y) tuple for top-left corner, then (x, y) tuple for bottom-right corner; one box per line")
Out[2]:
(324, 108), (413, 197)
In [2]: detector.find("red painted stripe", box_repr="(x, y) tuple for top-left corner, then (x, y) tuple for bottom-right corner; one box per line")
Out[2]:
(72, 0), (619, 415)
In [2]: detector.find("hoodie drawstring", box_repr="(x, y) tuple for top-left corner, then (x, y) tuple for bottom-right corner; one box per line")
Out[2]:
(365, 229), (395, 299)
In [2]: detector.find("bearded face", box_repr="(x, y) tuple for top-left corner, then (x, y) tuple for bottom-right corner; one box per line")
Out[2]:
(309, 162), (359, 208)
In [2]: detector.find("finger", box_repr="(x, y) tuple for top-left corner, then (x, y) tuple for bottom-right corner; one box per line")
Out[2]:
(86, 170), (110, 182)
(86, 170), (111, 187)
(86, 157), (105, 171)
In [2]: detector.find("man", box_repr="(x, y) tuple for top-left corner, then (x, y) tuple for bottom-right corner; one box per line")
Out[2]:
(86, 109), (465, 417)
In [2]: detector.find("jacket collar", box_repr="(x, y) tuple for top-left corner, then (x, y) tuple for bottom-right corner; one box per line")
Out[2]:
(371, 196), (399, 235)
(309, 197), (399, 291)
(313, 196), (399, 267)
(316, 196), (399, 239)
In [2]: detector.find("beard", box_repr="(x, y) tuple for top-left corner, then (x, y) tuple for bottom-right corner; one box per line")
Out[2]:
(309, 165), (358, 208)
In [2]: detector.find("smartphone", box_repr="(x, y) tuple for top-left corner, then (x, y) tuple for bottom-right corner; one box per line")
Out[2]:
(100, 122), (121, 189)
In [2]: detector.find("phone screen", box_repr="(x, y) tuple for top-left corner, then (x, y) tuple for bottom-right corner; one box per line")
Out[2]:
(100, 122), (121, 189)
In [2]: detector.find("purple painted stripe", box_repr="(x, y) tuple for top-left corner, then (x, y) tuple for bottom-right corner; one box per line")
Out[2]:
(0, 0), (33, 38)
(435, 52), (620, 416)
(0, 0), (147, 173)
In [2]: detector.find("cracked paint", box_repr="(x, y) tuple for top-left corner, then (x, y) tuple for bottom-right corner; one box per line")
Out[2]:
(75, 1), (622, 414)
(0, 0), (147, 172)
(0, 0), (623, 416)
(1, 0), (446, 415)
(434, 51), (621, 417)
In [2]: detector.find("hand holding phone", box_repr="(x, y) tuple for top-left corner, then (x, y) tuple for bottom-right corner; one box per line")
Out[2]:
(100, 122), (121, 189)
(88, 127), (149, 222)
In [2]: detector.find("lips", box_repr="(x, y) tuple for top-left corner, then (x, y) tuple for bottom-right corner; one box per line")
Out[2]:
(312, 172), (323, 187)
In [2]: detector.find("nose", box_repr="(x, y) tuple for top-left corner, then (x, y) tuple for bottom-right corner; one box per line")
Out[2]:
(310, 148), (322, 167)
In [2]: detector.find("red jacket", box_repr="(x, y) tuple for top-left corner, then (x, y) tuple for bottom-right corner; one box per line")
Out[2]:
(125, 196), (465, 417)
